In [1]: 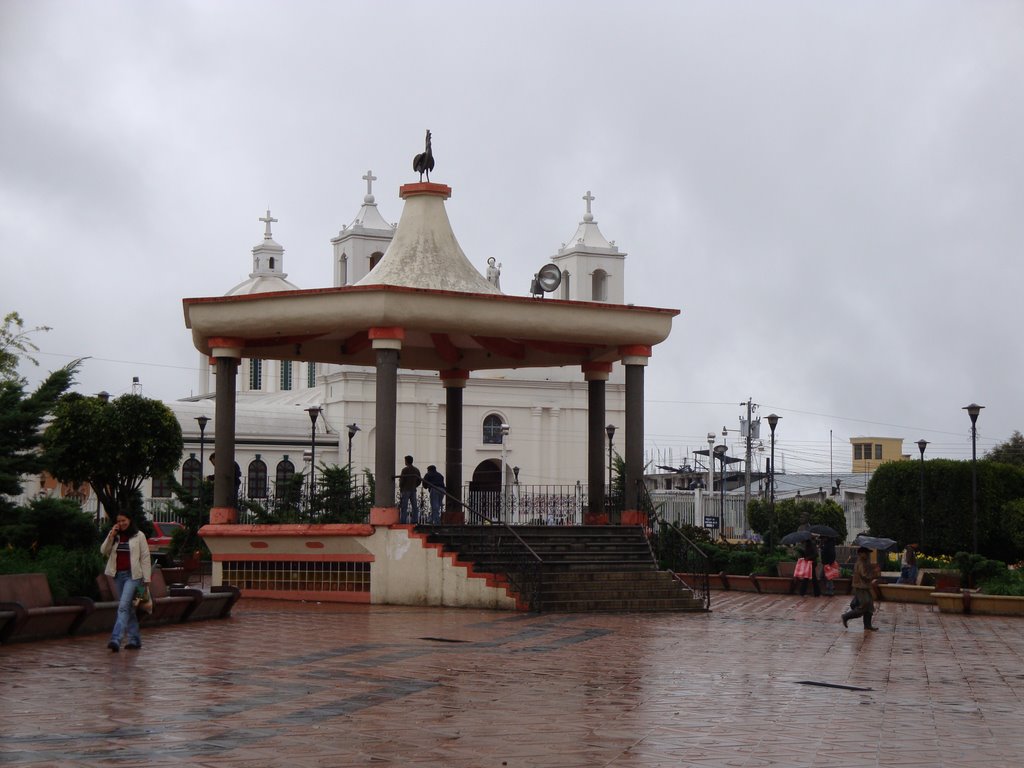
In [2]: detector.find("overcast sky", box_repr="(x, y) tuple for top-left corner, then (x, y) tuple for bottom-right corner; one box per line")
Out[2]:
(2, 1), (1021, 474)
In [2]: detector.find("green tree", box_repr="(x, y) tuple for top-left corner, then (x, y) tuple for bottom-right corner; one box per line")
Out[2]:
(985, 431), (1024, 467)
(1, 311), (52, 381)
(865, 458), (1024, 561)
(0, 363), (77, 498)
(747, 496), (847, 545)
(44, 393), (183, 518)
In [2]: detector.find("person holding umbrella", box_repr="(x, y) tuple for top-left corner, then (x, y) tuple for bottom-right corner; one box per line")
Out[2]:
(798, 535), (821, 597)
(841, 546), (880, 631)
(821, 535), (838, 596)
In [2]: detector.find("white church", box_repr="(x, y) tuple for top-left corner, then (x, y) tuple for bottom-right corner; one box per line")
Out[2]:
(158, 172), (632, 507)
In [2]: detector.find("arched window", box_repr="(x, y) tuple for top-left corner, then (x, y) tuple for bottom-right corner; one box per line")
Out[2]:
(151, 473), (172, 498)
(339, 253), (348, 285)
(248, 457), (268, 498)
(592, 269), (608, 302)
(482, 414), (506, 445)
(276, 458), (295, 486)
(369, 251), (384, 270)
(562, 270), (571, 299)
(268, 257), (275, 270)
(307, 362), (317, 388)
(249, 359), (263, 390)
(280, 360), (292, 391)
(181, 456), (202, 497)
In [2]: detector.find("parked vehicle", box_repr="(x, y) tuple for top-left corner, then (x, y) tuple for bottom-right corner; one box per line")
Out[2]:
(147, 520), (183, 555)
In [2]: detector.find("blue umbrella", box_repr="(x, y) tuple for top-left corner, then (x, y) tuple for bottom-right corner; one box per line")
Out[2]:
(853, 534), (897, 551)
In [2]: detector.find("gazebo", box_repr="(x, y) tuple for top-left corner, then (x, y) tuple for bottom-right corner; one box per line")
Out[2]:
(183, 174), (678, 531)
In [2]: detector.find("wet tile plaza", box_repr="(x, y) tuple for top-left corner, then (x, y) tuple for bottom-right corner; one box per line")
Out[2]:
(1, 593), (1022, 767)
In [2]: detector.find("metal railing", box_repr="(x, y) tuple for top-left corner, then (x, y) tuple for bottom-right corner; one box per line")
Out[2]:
(639, 481), (711, 610)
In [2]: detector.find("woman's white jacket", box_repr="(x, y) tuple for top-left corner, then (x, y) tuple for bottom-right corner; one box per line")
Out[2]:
(100, 531), (152, 582)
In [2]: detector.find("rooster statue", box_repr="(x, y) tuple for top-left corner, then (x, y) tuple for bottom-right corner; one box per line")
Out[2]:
(413, 129), (435, 182)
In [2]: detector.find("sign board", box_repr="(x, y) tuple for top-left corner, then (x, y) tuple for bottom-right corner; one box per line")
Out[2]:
(703, 515), (720, 529)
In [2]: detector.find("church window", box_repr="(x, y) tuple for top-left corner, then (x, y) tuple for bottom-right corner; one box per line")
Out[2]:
(248, 457), (268, 499)
(276, 458), (295, 486)
(182, 456), (202, 497)
(268, 257), (275, 270)
(151, 473), (172, 498)
(562, 270), (571, 299)
(339, 253), (348, 285)
(592, 269), (608, 302)
(482, 414), (506, 445)
(250, 359), (263, 390)
(369, 251), (383, 269)
(307, 362), (317, 388)
(280, 360), (293, 391)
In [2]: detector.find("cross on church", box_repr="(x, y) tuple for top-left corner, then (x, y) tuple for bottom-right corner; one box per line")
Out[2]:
(583, 190), (595, 216)
(260, 209), (278, 238)
(363, 170), (377, 197)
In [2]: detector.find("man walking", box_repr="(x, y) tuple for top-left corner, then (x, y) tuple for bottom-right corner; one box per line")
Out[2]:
(398, 455), (422, 524)
(841, 546), (880, 631)
(422, 465), (445, 524)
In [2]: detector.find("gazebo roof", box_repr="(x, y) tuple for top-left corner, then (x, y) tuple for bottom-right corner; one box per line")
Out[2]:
(183, 180), (678, 372)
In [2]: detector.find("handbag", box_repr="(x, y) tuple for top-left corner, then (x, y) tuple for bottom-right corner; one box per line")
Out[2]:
(794, 558), (813, 580)
(823, 561), (840, 580)
(133, 584), (154, 615)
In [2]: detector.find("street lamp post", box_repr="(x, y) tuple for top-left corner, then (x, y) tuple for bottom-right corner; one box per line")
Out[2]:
(767, 414), (781, 550)
(346, 423), (360, 479)
(963, 404), (984, 554)
(499, 423), (510, 523)
(306, 407), (322, 498)
(195, 415), (209, 499)
(605, 424), (616, 491)
(916, 439), (928, 547)
(714, 444), (727, 539)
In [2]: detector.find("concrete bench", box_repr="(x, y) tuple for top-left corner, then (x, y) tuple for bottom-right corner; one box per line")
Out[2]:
(0, 573), (87, 643)
(98, 568), (198, 626)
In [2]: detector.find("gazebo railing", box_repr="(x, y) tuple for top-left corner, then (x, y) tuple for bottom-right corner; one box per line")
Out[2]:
(639, 481), (711, 610)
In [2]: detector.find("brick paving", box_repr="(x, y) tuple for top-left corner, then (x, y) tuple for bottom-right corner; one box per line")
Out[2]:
(1, 592), (1022, 767)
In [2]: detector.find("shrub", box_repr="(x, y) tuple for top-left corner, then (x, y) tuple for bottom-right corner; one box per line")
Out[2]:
(0, 544), (104, 600)
(0, 496), (99, 551)
(978, 569), (1024, 596)
(954, 551), (1008, 589)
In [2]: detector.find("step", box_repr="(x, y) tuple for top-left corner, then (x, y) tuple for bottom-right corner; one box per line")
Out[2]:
(540, 597), (706, 612)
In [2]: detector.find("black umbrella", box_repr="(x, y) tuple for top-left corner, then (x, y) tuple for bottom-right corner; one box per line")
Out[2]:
(853, 534), (898, 551)
(780, 530), (812, 545)
(809, 524), (839, 538)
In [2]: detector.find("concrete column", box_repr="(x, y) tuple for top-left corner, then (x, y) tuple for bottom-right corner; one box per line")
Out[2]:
(208, 338), (242, 525)
(621, 346), (651, 519)
(583, 362), (612, 524)
(369, 327), (403, 524)
(442, 369), (468, 524)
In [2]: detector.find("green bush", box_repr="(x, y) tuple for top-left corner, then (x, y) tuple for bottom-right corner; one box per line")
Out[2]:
(0, 545), (104, 600)
(725, 550), (760, 576)
(0, 496), (99, 551)
(978, 569), (1024, 596)
(954, 551), (1008, 589)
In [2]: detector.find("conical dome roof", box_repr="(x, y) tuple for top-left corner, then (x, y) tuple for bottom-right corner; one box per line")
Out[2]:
(354, 183), (500, 294)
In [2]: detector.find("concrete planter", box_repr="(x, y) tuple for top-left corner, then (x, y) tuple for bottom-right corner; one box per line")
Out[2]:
(878, 583), (936, 604)
(966, 593), (1024, 616)
(933, 591), (967, 614)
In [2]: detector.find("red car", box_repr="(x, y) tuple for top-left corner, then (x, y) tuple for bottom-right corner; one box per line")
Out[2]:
(147, 521), (183, 554)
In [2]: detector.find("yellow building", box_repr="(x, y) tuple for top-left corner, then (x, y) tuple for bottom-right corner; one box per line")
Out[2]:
(850, 437), (907, 473)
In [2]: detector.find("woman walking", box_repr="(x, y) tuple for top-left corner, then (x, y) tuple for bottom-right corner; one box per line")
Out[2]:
(100, 514), (151, 652)
(841, 546), (880, 631)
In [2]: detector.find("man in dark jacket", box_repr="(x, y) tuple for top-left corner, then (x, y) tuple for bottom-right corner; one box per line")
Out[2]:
(422, 465), (445, 524)
(397, 455), (421, 524)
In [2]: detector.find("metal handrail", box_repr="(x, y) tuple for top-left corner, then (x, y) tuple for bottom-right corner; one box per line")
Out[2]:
(638, 480), (711, 610)
(420, 486), (545, 612)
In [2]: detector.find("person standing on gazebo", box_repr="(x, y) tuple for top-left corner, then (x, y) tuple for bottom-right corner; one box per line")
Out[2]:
(423, 465), (445, 524)
(397, 455), (422, 524)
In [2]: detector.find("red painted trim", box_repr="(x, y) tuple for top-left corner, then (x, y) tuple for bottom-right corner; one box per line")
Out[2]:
(430, 333), (462, 364)
(525, 339), (596, 356)
(472, 335), (526, 359)
(207, 336), (245, 348)
(214, 553), (375, 562)
(209, 508), (238, 525)
(305, 541), (325, 549)
(618, 344), (653, 357)
(343, 330), (371, 355)
(440, 368), (469, 381)
(250, 541), (269, 549)
(238, 589), (371, 603)
(399, 182), (452, 199)
(580, 361), (613, 374)
(200, 524), (375, 537)
(368, 326), (405, 341)
(241, 334), (320, 349)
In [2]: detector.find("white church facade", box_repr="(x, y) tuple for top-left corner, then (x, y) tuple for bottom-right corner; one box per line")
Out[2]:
(160, 173), (633, 507)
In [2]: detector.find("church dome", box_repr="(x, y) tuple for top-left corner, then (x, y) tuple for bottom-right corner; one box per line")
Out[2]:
(226, 209), (300, 296)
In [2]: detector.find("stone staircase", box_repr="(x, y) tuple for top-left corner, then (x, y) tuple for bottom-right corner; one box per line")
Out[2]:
(416, 525), (706, 613)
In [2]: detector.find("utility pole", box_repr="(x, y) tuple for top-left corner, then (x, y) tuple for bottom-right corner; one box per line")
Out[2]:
(741, 398), (754, 515)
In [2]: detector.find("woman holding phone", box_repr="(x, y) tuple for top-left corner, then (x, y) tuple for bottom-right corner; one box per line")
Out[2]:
(100, 513), (151, 652)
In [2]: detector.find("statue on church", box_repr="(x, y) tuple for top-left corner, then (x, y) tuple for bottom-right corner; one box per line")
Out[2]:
(413, 130), (435, 182)
(486, 257), (501, 289)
